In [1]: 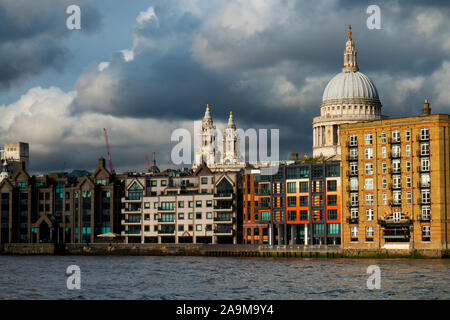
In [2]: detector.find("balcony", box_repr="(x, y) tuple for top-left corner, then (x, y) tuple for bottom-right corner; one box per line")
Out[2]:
(417, 166), (430, 173)
(345, 141), (358, 148)
(416, 150), (430, 157)
(389, 152), (401, 159)
(157, 207), (176, 212)
(390, 200), (402, 207)
(388, 137), (401, 144)
(346, 201), (359, 208)
(346, 170), (358, 177)
(389, 168), (401, 174)
(123, 197), (142, 202)
(158, 226), (175, 234)
(416, 134), (429, 142)
(214, 205), (233, 211)
(214, 225), (234, 235)
(346, 155), (358, 162)
(389, 183), (401, 190)
(122, 218), (141, 224)
(122, 207), (142, 213)
(123, 230), (141, 235)
(346, 217), (359, 224)
(418, 198), (431, 205)
(346, 186), (359, 192)
(158, 218), (175, 223)
(214, 216), (235, 223)
(418, 181), (431, 188)
(213, 193), (233, 199)
(418, 215), (431, 222)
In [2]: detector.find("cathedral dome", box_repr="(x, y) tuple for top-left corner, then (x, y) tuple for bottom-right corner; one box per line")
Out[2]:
(322, 71), (380, 103)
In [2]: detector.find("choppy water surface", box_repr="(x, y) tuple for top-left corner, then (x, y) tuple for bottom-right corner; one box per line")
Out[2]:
(0, 256), (449, 299)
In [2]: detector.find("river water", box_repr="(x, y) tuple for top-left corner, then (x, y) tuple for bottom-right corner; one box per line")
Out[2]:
(0, 256), (449, 299)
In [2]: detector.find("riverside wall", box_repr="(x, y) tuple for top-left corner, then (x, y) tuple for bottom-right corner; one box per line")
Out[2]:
(1, 243), (449, 258)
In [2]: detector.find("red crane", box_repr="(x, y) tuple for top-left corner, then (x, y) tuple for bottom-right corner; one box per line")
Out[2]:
(103, 128), (114, 173)
(145, 155), (151, 171)
(299, 149), (306, 158)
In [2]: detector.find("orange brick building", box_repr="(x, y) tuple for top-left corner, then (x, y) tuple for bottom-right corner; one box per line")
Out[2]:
(340, 102), (449, 252)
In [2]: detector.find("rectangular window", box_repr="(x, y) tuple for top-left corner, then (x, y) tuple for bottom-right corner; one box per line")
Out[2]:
(299, 182), (309, 193)
(312, 166), (323, 178)
(405, 130), (411, 142)
(314, 223), (324, 235)
(364, 133), (373, 145)
(351, 226), (358, 239)
(287, 211), (297, 221)
(365, 163), (374, 175)
(299, 167), (309, 178)
(178, 225), (184, 232)
(196, 213), (202, 219)
(178, 213), (184, 220)
(350, 193), (359, 206)
(406, 160), (411, 173)
(327, 180), (337, 192)
(421, 206), (430, 220)
(161, 180), (167, 186)
(420, 128), (429, 140)
(206, 212), (212, 219)
(201, 177), (208, 184)
(365, 193), (374, 206)
(366, 209), (374, 221)
(196, 201), (202, 207)
(420, 143), (430, 156)
(299, 196), (309, 207)
(382, 162), (387, 174)
(405, 145), (411, 157)
(365, 178), (373, 190)
(421, 158), (430, 171)
(327, 209), (337, 220)
(365, 148), (373, 160)
(366, 226), (374, 239)
(382, 193), (387, 205)
(326, 165), (339, 177)
(406, 176), (411, 188)
(154, 203), (158, 209)
(349, 134), (357, 146)
(392, 145), (401, 158)
(382, 177), (387, 189)
(381, 147), (386, 158)
(151, 180), (157, 186)
(328, 223), (340, 235)
(287, 182), (296, 193)
(392, 130), (400, 142)
(299, 210), (309, 221)
(406, 192), (412, 204)
(350, 208), (358, 219)
(188, 213), (193, 220)
(196, 224), (202, 231)
(381, 132), (386, 144)
(178, 201), (184, 208)
(188, 201), (194, 208)
(422, 226), (430, 241)
(327, 195), (337, 206)
(287, 196), (297, 207)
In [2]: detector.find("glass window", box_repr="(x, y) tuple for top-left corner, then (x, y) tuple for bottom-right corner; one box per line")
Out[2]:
(327, 195), (337, 206)
(287, 211), (297, 221)
(381, 147), (386, 158)
(299, 182), (309, 193)
(365, 178), (373, 190)
(206, 212), (212, 219)
(287, 182), (296, 193)
(365, 193), (374, 206)
(196, 225), (202, 231)
(201, 177), (208, 184)
(327, 180), (337, 192)
(287, 196), (297, 207)
(327, 209), (337, 220)
(405, 145), (411, 157)
(299, 210), (309, 221)
(382, 162), (387, 174)
(326, 165), (339, 177)
(328, 223), (340, 235)
(349, 134), (357, 146)
(161, 180), (167, 186)
(312, 166), (323, 178)
(365, 148), (373, 159)
(178, 201), (184, 208)
(365, 163), (373, 175)
(299, 196), (309, 207)
(381, 132), (386, 144)
(351, 226), (358, 238)
(364, 133), (373, 145)
(405, 130), (411, 142)
(392, 130), (400, 142)
(366, 209), (374, 221)
(382, 193), (387, 205)
(366, 226), (374, 238)
(420, 128), (429, 140)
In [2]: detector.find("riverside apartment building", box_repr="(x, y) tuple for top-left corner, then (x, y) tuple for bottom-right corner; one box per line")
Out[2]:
(340, 102), (449, 253)
(121, 163), (241, 244)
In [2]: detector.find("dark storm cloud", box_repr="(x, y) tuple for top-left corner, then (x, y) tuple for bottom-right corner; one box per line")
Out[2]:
(0, 0), (101, 89)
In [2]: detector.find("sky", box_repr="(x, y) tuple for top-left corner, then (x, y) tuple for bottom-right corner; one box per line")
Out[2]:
(0, 0), (449, 174)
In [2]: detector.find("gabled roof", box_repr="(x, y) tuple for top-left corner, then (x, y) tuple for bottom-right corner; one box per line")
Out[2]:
(194, 161), (212, 176)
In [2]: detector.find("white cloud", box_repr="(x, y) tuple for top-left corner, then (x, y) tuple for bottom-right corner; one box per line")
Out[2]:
(136, 6), (158, 26)
(98, 61), (110, 71)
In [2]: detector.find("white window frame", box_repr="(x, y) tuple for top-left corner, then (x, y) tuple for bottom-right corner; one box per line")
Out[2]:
(366, 209), (374, 221)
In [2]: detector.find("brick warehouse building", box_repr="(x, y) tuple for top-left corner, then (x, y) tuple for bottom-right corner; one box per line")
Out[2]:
(243, 161), (341, 246)
(340, 102), (449, 252)
(0, 158), (123, 244)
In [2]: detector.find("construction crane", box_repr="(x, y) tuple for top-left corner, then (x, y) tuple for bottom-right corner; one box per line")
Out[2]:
(103, 128), (114, 173)
(145, 155), (151, 172)
(299, 149), (306, 158)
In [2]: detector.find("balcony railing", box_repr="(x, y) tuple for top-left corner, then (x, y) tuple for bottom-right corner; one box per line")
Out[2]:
(346, 217), (359, 224)
(346, 186), (359, 192)
(158, 227), (175, 234)
(346, 201), (359, 208)
(389, 152), (401, 159)
(416, 150), (430, 157)
(345, 141), (358, 148)
(389, 168), (401, 174)
(418, 181), (431, 188)
(213, 193), (233, 198)
(214, 216), (234, 222)
(158, 207), (176, 211)
(418, 215), (431, 222)
(346, 155), (358, 161)
(417, 166), (430, 173)
(346, 170), (358, 177)
(124, 230), (141, 235)
(388, 137), (401, 144)
(390, 200), (402, 207)
(214, 205), (233, 210)
(416, 134), (429, 142)
(389, 183), (401, 190)
(158, 218), (175, 223)
(418, 199), (431, 205)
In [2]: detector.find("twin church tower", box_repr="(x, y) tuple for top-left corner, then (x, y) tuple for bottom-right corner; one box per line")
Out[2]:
(194, 25), (385, 168)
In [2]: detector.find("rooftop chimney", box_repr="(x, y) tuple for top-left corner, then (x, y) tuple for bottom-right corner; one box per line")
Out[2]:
(422, 99), (431, 116)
